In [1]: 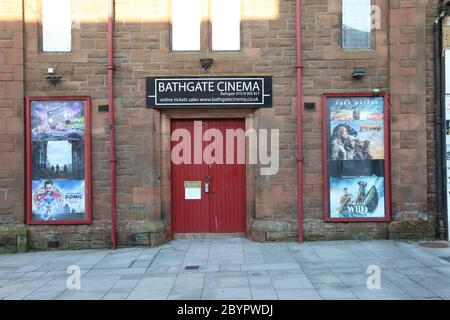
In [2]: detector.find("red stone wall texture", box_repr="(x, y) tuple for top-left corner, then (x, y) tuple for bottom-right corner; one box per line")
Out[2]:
(0, 0), (439, 250)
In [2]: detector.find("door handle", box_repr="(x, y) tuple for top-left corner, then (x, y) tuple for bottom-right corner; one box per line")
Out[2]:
(205, 175), (210, 193)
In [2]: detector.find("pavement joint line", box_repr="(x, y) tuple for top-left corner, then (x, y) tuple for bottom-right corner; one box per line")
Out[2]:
(20, 274), (56, 300)
(266, 269), (280, 300)
(245, 271), (254, 300)
(429, 264), (450, 279)
(180, 239), (192, 267)
(200, 242), (212, 299)
(395, 266), (448, 298)
(427, 288), (449, 300)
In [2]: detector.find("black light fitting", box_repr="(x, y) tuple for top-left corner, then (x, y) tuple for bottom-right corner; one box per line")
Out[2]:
(200, 58), (213, 71)
(352, 68), (366, 79)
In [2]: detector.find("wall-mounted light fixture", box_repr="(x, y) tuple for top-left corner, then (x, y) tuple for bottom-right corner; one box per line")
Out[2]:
(200, 58), (213, 71)
(352, 68), (366, 79)
(44, 67), (62, 82)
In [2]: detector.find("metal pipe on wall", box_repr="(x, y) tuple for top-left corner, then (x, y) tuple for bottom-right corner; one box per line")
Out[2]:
(434, 0), (450, 241)
(108, 0), (118, 249)
(295, 0), (304, 242)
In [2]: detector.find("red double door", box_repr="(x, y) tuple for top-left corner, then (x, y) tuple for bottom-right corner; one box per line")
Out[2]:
(171, 119), (246, 233)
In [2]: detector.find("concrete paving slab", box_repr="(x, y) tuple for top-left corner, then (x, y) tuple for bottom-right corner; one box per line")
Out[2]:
(241, 262), (301, 272)
(250, 288), (278, 300)
(306, 273), (343, 284)
(1, 239), (450, 300)
(315, 284), (358, 300)
(127, 289), (170, 300)
(4, 288), (38, 300)
(172, 273), (205, 291)
(134, 276), (176, 291)
(276, 288), (322, 300)
(167, 289), (203, 300)
(430, 289), (450, 299)
(112, 279), (140, 290)
(24, 290), (65, 300)
(201, 287), (252, 300)
(270, 273), (314, 290)
(56, 290), (107, 300)
(349, 286), (412, 300)
(103, 291), (131, 300)
(204, 273), (249, 289)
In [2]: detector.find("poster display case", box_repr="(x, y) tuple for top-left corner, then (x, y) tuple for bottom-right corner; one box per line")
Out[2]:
(323, 93), (391, 222)
(25, 97), (91, 225)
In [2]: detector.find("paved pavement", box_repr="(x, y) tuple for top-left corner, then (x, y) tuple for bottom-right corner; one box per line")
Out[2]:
(0, 239), (450, 300)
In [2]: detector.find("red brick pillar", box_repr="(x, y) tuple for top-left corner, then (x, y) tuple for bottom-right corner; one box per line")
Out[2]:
(389, 2), (434, 239)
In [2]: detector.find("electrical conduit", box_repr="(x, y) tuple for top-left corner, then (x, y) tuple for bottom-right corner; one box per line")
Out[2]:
(295, 0), (304, 242)
(108, 0), (117, 249)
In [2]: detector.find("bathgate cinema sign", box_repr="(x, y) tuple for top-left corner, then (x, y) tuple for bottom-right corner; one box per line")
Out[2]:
(146, 76), (272, 108)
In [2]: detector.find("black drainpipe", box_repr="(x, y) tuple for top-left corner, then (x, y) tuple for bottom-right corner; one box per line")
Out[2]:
(434, 0), (450, 241)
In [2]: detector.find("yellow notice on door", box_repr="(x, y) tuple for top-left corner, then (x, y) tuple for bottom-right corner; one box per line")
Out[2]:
(184, 181), (202, 200)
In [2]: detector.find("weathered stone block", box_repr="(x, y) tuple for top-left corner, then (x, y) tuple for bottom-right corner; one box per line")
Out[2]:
(388, 220), (436, 241)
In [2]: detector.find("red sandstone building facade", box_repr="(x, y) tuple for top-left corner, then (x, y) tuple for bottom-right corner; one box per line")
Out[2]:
(0, 0), (447, 252)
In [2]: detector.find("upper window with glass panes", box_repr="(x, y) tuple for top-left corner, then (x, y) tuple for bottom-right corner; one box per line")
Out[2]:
(42, 0), (72, 52)
(171, 0), (241, 52)
(342, 0), (371, 49)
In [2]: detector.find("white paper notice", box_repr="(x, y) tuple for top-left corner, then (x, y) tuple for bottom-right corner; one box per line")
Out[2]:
(184, 181), (201, 200)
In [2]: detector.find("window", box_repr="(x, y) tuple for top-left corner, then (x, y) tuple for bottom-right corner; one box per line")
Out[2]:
(342, 0), (371, 49)
(211, 0), (240, 51)
(171, 0), (202, 51)
(42, 0), (72, 52)
(171, 0), (241, 52)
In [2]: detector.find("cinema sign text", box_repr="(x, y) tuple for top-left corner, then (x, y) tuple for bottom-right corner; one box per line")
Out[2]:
(146, 76), (272, 108)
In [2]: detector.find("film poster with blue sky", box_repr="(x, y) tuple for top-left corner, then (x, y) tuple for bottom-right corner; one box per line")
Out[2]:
(30, 100), (87, 222)
(326, 96), (387, 219)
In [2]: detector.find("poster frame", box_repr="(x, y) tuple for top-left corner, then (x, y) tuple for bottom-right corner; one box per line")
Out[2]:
(25, 96), (92, 225)
(322, 92), (391, 223)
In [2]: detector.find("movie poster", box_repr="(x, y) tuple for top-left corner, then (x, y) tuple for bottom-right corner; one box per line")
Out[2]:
(28, 99), (89, 223)
(329, 97), (384, 121)
(31, 100), (85, 141)
(330, 120), (384, 160)
(325, 95), (388, 221)
(329, 176), (385, 219)
(32, 179), (85, 221)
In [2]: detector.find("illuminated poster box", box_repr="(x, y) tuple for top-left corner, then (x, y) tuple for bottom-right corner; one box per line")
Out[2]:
(323, 93), (391, 222)
(25, 97), (92, 225)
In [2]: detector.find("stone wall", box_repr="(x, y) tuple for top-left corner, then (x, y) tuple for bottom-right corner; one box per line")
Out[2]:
(300, 0), (437, 241)
(0, 0), (24, 224)
(388, 0), (436, 237)
(0, 0), (26, 253)
(0, 0), (439, 252)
